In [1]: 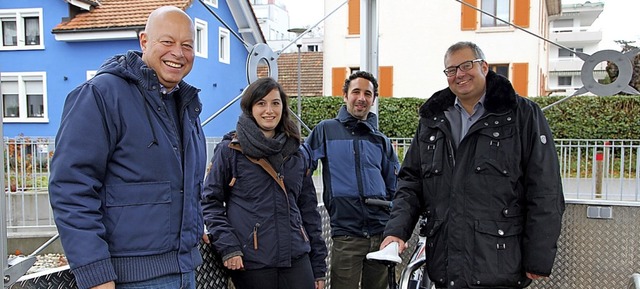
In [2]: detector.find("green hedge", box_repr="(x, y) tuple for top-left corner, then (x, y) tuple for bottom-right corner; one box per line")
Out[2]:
(293, 95), (640, 139)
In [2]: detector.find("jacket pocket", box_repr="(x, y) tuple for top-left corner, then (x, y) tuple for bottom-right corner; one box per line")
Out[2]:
(424, 219), (447, 284)
(475, 124), (516, 167)
(473, 220), (523, 277)
(418, 130), (445, 178)
(104, 182), (172, 255)
(242, 215), (274, 252)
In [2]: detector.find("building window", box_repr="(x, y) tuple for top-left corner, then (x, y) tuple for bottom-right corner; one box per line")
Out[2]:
(559, 47), (583, 58)
(481, 0), (510, 27)
(195, 18), (208, 58)
(552, 19), (573, 33)
(558, 76), (572, 86)
(219, 27), (230, 64)
(490, 64), (509, 78)
(307, 45), (318, 52)
(1, 72), (47, 122)
(202, 0), (218, 8)
(0, 8), (43, 50)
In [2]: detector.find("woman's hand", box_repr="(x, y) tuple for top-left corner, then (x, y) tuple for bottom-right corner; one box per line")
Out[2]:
(224, 256), (244, 270)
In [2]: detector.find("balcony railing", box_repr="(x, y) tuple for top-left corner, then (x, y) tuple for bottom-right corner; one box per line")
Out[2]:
(3, 137), (639, 231)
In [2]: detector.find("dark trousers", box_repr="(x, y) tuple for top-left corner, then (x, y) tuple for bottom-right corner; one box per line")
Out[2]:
(229, 254), (315, 289)
(330, 235), (388, 289)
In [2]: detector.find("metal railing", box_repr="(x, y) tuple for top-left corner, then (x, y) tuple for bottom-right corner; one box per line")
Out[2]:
(3, 137), (639, 232)
(557, 139), (640, 201)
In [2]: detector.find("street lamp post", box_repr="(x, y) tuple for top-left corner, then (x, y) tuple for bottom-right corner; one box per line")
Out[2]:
(288, 28), (306, 134)
(295, 43), (302, 134)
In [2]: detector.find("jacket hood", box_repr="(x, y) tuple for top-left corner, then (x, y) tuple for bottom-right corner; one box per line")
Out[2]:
(96, 51), (151, 87)
(336, 105), (379, 133)
(419, 70), (518, 118)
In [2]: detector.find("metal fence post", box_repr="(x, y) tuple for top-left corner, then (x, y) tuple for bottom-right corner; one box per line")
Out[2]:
(595, 150), (604, 199)
(2, 69), (8, 288)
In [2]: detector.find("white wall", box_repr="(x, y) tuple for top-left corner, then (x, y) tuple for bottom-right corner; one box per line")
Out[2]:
(323, 0), (551, 98)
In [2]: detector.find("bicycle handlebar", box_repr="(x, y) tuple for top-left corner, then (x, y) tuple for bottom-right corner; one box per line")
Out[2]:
(364, 198), (393, 209)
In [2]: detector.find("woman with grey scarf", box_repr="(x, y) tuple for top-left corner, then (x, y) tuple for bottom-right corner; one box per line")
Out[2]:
(201, 77), (328, 289)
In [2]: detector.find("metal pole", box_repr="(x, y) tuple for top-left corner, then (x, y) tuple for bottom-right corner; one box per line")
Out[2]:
(1, 70), (7, 288)
(296, 44), (302, 134)
(361, 0), (379, 128)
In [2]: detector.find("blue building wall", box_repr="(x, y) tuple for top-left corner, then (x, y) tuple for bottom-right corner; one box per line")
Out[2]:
(0, 1), (253, 138)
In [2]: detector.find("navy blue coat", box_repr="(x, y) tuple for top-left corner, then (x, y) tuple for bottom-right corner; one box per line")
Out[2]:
(201, 134), (327, 279)
(305, 106), (399, 238)
(49, 51), (207, 289)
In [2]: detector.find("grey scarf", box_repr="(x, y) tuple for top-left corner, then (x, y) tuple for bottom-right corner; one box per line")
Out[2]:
(236, 114), (299, 172)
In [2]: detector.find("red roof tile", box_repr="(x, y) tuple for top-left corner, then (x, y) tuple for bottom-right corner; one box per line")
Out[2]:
(53, 0), (192, 31)
(258, 52), (324, 97)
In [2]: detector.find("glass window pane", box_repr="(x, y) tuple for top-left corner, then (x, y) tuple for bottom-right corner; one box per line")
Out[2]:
(196, 28), (202, 53)
(3, 94), (19, 117)
(496, 0), (510, 25)
(491, 64), (509, 78)
(27, 93), (43, 117)
(24, 17), (40, 45)
(559, 48), (573, 57)
(2, 20), (17, 46)
(558, 76), (572, 86)
(481, 0), (496, 27)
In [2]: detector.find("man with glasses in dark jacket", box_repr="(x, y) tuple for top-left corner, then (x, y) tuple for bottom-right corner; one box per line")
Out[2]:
(381, 42), (565, 289)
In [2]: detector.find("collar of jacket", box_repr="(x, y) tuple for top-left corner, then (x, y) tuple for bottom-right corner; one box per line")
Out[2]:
(419, 70), (518, 119)
(99, 50), (201, 108)
(336, 105), (379, 133)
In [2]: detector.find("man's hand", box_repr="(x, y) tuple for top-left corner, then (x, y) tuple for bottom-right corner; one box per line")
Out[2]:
(315, 279), (325, 289)
(526, 272), (547, 280)
(380, 236), (408, 254)
(202, 233), (210, 244)
(91, 281), (115, 289)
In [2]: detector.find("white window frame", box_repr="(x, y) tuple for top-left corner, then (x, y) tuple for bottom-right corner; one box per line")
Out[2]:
(1, 72), (48, 123)
(202, 0), (218, 8)
(194, 18), (208, 58)
(0, 8), (44, 51)
(219, 27), (230, 64)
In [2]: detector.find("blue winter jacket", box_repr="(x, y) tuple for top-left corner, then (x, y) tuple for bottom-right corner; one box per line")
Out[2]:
(201, 133), (328, 279)
(49, 51), (207, 289)
(305, 106), (399, 237)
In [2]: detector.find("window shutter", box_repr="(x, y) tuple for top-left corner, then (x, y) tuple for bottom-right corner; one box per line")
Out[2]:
(460, 0), (478, 31)
(512, 63), (529, 97)
(378, 66), (393, 98)
(332, 67), (347, 96)
(514, 0), (531, 28)
(348, 0), (360, 35)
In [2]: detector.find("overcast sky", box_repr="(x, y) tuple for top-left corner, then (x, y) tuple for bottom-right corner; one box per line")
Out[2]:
(280, 0), (639, 50)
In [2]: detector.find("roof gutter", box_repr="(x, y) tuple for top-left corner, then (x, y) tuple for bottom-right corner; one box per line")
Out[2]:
(53, 26), (145, 42)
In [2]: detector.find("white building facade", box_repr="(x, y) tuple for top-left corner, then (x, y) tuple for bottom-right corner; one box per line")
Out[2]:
(249, 0), (324, 53)
(322, 0), (561, 98)
(548, 1), (604, 96)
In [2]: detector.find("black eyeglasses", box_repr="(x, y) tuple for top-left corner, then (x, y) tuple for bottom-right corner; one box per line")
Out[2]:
(443, 59), (484, 77)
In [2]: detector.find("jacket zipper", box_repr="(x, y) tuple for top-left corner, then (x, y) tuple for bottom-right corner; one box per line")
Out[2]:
(300, 226), (309, 242)
(253, 223), (260, 250)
